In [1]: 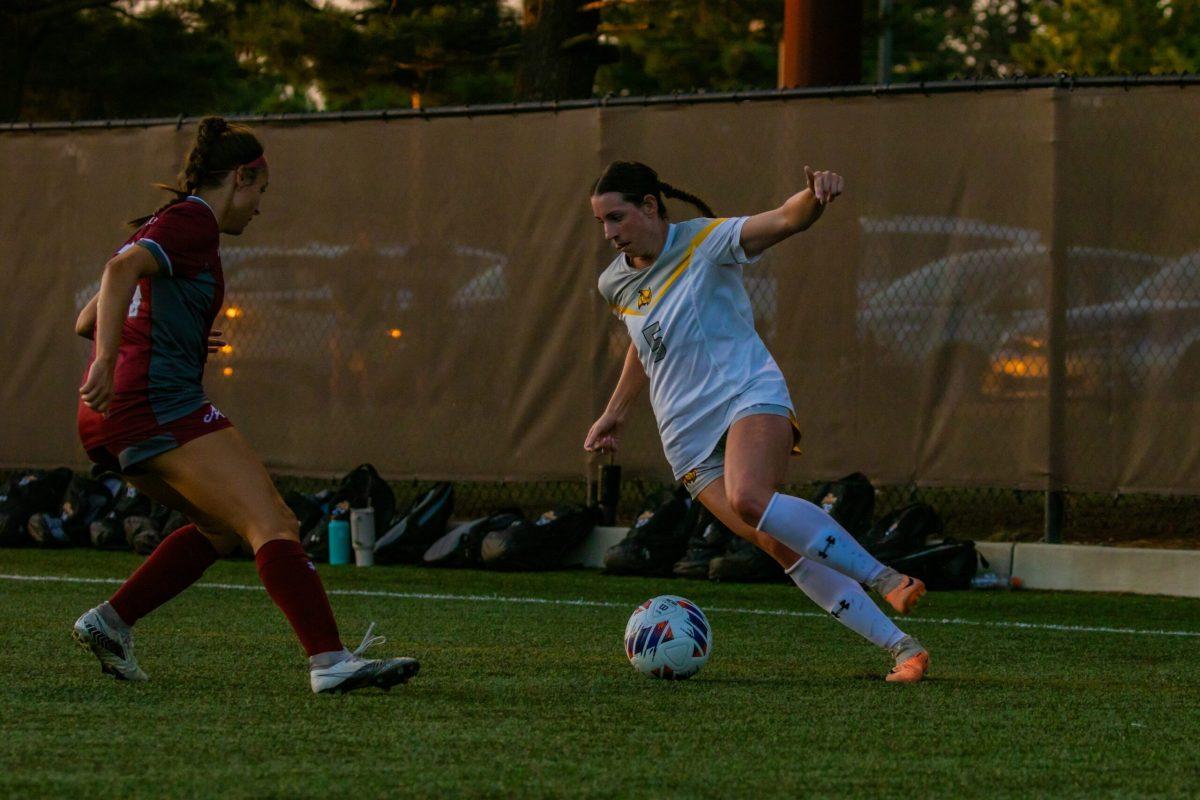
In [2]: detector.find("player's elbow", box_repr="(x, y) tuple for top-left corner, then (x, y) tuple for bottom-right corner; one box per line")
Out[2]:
(74, 316), (94, 339)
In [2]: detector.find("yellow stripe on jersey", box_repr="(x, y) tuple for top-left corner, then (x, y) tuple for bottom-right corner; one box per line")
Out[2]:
(610, 218), (726, 317)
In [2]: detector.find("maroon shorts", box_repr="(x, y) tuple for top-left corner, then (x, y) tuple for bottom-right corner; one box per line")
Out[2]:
(81, 401), (233, 475)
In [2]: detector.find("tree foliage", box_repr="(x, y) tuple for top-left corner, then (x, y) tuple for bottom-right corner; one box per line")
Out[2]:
(1, 0), (1197, 121)
(595, 0), (782, 95)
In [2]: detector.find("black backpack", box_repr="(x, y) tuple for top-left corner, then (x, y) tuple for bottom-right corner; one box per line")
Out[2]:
(125, 507), (187, 555)
(603, 487), (694, 576)
(0, 468), (74, 547)
(121, 499), (176, 555)
(480, 505), (601, 571)
(375, 482), (455, 564)
(292, 489), (336, 562)
(423, 511), (524, 567)
(861, 502), (944, 561)
(887, 537), (982, 590)
(809, 472), (875, 539)
(28, 474), (124, 548)
(89, 483), (154, 550)
(334, 464), (396, 534)
(708, 535), (787, 583)
(672, 507), (734, 579)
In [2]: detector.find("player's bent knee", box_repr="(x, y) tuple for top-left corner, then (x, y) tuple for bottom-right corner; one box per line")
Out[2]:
(728, 490), (770, 528)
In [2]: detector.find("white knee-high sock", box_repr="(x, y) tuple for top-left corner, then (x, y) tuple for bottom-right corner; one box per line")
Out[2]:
(757, 493), (889, 585)
(788, 557), (905, 650)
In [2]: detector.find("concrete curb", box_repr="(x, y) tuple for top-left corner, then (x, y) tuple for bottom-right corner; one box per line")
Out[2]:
(976, 541), (1200, 598)
(570, 527), (1200, 598)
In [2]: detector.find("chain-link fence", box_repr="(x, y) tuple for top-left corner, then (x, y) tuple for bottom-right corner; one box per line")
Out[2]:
(4, 78), (1200, 548)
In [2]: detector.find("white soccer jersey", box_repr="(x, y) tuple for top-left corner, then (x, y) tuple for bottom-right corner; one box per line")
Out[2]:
(598, 216), (796, 480)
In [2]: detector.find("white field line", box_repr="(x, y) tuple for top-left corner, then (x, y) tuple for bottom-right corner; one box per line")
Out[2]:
(4, 572), (1199, 639)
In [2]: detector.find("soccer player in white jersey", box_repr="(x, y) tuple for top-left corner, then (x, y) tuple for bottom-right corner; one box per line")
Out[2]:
(585, 161), (930, 683)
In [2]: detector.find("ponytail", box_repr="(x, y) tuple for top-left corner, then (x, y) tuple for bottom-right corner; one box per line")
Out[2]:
(592, 160), (715, 219)
(128, 116), (264, 228)
(658, 180), (715, 218)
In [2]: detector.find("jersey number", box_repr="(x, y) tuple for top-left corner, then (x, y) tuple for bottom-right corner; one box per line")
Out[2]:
(642, 321), (667, 363)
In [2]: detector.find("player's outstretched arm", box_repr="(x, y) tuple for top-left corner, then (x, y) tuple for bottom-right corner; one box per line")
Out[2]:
(739, 166), (844, 258)
(79, 246), (160, 412)
(584, 341), (648, 454)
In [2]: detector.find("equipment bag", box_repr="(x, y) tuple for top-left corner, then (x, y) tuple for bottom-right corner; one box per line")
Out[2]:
(0, 468), (75, 547)
(480, 504), (601, 571)
(603, 487), (693, 577)
(125, 508), (187, 556)
(809, 472), (876, 539)
(28, 475), (124, 548)
(89, 483), (154, 550)
(672, 507), (733, 579)
(292, 489), (336, 562)
(423, 511), (524, 567)
(375, 482), (455, 564)
(861, 502), (944, 561)
(886, 538), (982, 591)
(334, 464), (396, 535)
(121, 499), (176, 555)
(708, 535), (787, 583)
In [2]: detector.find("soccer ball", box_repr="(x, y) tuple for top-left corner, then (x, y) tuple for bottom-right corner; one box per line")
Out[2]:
(624, 595), (712, 680)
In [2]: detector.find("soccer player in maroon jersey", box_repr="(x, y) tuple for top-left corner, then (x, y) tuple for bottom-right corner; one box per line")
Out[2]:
(71, 116), (418, 694)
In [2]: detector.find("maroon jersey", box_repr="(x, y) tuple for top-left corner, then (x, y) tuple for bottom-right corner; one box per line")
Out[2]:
(79, 196), (225, 452)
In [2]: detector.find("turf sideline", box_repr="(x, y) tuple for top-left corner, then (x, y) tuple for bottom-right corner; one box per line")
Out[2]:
(4, 572), (1199, 639)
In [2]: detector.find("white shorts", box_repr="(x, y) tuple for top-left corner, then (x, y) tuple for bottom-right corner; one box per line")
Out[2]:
(678, 404), (793, 499)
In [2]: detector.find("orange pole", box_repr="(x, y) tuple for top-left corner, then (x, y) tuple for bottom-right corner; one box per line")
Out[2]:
(779, 0), (803, 88)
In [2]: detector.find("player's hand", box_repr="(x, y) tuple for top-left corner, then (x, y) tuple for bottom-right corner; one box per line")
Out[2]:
(207, 329), (227, 354)
(80, 357), (116, 413)
(584, 411), (624, 454)
(805, 165), (844, 205)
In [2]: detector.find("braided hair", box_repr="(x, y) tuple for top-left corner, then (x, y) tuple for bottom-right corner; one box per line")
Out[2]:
(129, 116), (265, 227)
(591, 161), (715, 219)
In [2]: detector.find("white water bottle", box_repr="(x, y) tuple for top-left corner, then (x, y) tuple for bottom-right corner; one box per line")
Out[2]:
(351, 507), (376, 567)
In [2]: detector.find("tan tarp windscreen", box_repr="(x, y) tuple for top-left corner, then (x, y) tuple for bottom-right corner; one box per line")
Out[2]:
(2, 87), (1198, 492)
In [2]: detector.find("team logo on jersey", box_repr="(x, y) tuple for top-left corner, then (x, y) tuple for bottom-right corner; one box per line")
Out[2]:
(637, 288), (652, 308)
(682, 469), (699, 486)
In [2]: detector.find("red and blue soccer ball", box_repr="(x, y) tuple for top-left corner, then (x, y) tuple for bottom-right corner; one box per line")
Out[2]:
(624, 595), (712, 680)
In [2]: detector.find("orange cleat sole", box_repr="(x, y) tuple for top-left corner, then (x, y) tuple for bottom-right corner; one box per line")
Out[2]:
(886, 651), (930, 684)
(884, 575), (926, 615)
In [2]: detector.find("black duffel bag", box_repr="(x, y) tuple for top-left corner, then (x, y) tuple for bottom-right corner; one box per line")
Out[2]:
(480, 505), (601, 571)
(423, 511), (525, 567)
(887, 537), (982, 590)
(28, 474), (124, 548)
(375, 482), (455, 564)
(603, 487), (694, 577)
(89, 483), (154, 550)
(0, 468), (75, 547)
(861, 502), (944, 562)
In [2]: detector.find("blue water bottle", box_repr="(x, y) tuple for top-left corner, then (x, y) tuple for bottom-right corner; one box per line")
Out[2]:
(328, 518), (352, 565)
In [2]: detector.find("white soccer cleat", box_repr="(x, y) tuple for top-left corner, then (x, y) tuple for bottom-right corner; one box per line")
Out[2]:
(310, 623), (420, 695)
(72, 606), (149, 682)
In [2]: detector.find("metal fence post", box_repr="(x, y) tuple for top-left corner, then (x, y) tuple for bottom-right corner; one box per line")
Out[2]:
(1044, 83), (1069, 544)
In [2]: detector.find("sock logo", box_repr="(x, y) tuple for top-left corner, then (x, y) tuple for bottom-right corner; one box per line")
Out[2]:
(817, 535), (836, 559)
(830, 599), (851, 619)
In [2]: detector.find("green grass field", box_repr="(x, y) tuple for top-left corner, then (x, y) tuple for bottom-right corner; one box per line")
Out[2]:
(2, 550), (1197, 799)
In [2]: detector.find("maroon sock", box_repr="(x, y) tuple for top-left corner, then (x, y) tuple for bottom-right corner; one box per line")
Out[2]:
(108, 524), (219, 626)
(254, 539), (343, 657)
